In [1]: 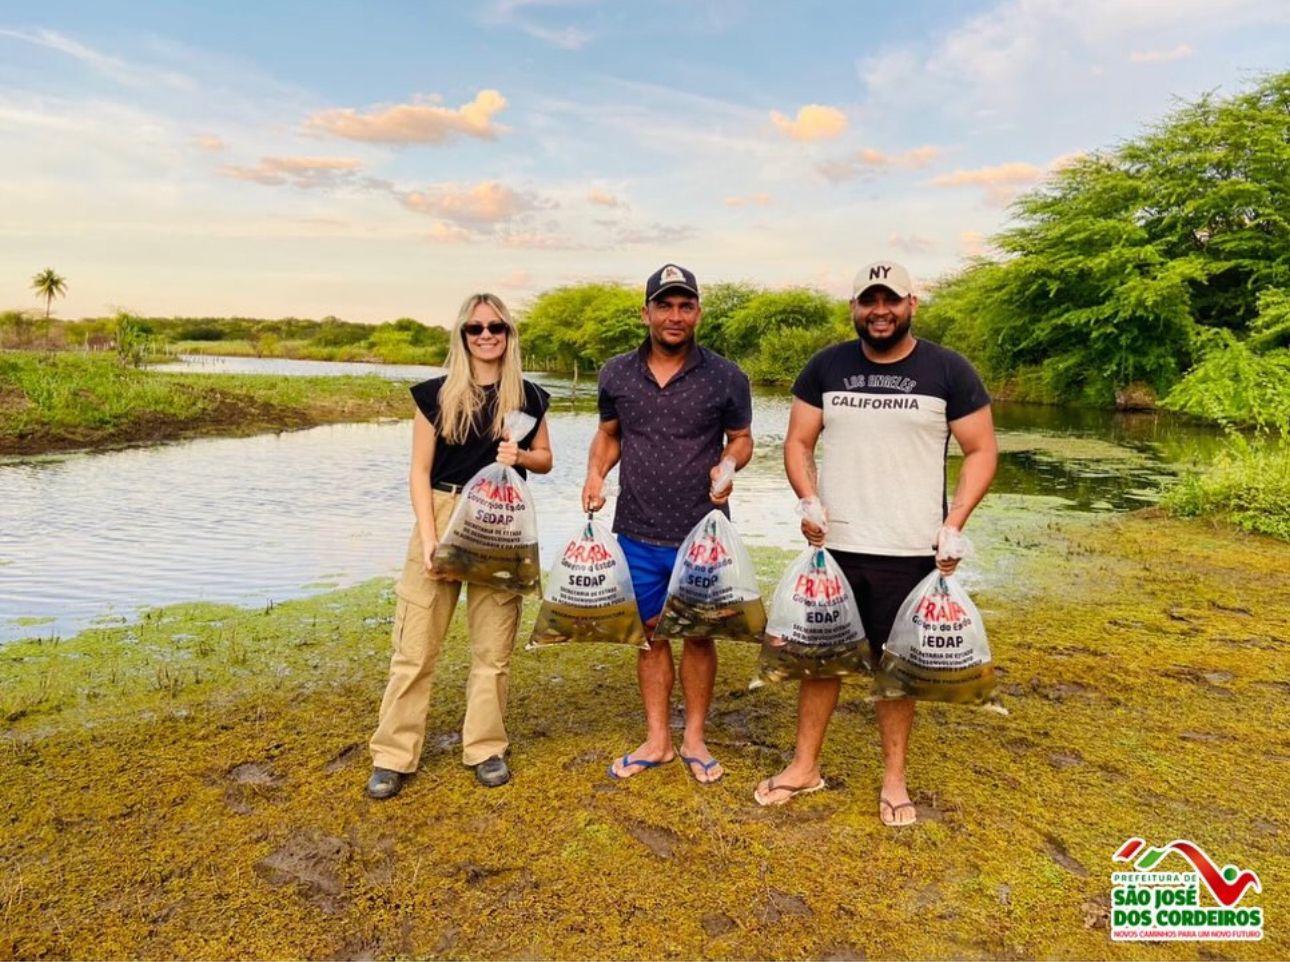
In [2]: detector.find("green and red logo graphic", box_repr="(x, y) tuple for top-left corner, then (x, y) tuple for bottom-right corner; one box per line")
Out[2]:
(1110, 838), (1264, 941)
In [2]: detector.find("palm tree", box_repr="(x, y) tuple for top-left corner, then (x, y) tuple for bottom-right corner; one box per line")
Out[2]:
(31, 268), (67, 319)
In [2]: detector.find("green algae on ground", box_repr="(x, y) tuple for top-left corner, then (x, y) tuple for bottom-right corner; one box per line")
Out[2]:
(1, 524), (1286, 960)
(7, 615), (54, 627)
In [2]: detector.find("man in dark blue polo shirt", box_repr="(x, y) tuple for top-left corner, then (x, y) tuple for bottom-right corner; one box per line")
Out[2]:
(582, 263), (754, 784)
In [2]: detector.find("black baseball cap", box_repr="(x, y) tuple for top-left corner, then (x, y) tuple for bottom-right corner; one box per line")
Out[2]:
(645, 263), (700, 303)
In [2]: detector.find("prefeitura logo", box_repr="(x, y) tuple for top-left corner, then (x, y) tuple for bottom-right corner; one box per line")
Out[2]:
(1110, 838), (1264, 941)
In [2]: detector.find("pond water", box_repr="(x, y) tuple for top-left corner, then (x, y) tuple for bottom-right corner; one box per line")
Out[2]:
(0, 355), (1221, 642)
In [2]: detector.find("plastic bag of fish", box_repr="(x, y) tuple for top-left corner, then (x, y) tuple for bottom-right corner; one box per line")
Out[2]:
(752, 547), (868, 686)
(873, 569), (1005, 713)
(431, 411), (542, 595)
(528, 516), (646, 650)
(653, 509), (766, 642)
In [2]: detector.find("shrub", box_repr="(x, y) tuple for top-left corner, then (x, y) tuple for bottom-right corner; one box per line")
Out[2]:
(115, 313), (150, 368)
(1163, 438), (1290, 540)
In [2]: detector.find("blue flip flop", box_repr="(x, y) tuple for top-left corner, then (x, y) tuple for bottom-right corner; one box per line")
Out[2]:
(680, 753), (724, 785)
(607, 754), (675, 780)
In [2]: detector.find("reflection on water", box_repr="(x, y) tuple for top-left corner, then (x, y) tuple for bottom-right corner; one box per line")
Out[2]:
(1, 356), (1224, 642)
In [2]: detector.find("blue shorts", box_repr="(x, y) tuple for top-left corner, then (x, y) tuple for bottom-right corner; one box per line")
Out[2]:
(618, 534), (679, 624)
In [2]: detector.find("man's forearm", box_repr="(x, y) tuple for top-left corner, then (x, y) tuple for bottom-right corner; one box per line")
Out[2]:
(586, 427), (621, 480)
(784, 438), (819, 500)
(945, 450), (995, 530)
(720, 433), (753, 470)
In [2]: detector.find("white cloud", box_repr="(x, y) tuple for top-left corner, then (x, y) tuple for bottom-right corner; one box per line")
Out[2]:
(0, 27), (194, 91)
(1048, 150), (1087, 170)
(1130, 44), (1194, 63)
(426, 221), (473, 244)
(613, 223), (698, 245)
(724, 193), (772, 207)
(818, 145), (943, 183)
(530, 78), (796, 180)
(856, 0), (1288, 123)
(497, 269), (534, 289)
(400, 181), (535, 225)
(930, 152), (1086, 205)
(498, 230), (581, 249)
(483, 0), (595, 49)
(306, 90), (507, 144)
(219, 156), (363, 188)
(931, 161), (1045, 188)
(192, 134), (226, 152)
(769, 104), (847, 141)
(587, 188), (623, 207)
(931, 160), (1046, 205)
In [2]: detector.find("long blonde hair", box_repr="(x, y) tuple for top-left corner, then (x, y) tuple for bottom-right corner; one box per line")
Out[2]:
(438, 292), (525, 444)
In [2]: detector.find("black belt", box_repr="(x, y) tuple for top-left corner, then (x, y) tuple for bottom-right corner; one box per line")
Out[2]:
(432, 481), (465, 494)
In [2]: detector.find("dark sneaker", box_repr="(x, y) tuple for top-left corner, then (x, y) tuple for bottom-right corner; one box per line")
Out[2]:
(366, 767), (405, 799)
(474, 755), (511, 788)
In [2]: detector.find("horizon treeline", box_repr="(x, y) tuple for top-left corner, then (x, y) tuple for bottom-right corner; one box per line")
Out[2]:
(0, 312), (451, 366)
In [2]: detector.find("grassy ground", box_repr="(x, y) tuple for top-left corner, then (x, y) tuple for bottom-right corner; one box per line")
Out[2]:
(169, 340), (444, 365)
(0, 351), (411, 455)
(1, 516), (1285, 960)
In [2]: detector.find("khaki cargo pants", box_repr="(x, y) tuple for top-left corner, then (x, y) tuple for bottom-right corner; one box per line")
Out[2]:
(369, 489), (523, 772)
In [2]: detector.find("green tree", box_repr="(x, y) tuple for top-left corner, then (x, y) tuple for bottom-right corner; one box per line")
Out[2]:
(721, 288), (839, 360)
(922, 72), (1290, 406)
(31, 268), (67, 319)
(314, 318), (370, 347)
(744, 326), (842, 384)
(519, 284), (641, 372)
(696, 281), (758, 357)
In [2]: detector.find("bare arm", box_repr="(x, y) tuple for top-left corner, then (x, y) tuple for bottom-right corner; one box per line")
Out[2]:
(945, 405), (998, 531)
(709, 425), (753, 505)
(783, 399), (826, 545)
(721, 426), (753, 469)
(783, 399), (824, 499)
(409, 410), (438, 572)
(582, 418), (621, 513)
(939, 405), (998, 574)
(518, 417), (553, 474)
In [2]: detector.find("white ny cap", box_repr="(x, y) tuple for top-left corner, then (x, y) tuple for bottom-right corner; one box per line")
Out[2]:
(853, 260), (914, 298)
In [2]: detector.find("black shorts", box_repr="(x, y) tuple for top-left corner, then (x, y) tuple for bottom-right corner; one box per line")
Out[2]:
(830, 550), (936, 666)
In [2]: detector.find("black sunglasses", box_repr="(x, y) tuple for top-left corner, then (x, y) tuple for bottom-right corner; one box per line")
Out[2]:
(462, 322), (509, 337)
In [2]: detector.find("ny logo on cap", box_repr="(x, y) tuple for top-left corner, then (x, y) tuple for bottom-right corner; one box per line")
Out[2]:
(661, 265), (685, 283)
(869, 264), (892, 280)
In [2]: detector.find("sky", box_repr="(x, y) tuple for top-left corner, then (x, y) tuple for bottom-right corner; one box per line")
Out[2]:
(2, 0), (1288, 326)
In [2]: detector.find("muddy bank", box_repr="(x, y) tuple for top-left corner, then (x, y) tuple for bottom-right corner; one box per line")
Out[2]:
(1, 520), (1285, 959)
(0, 351), (412, 456)
(1, 387), (410, 456)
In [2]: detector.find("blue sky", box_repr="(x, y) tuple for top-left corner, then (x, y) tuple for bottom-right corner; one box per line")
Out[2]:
(3, 0), (1288, 324)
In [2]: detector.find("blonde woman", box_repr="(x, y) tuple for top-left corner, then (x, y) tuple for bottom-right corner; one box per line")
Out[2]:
(368, 293), (552, 797)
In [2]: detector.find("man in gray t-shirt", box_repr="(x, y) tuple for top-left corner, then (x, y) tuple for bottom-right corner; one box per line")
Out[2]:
(755, 259), (998, 824)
